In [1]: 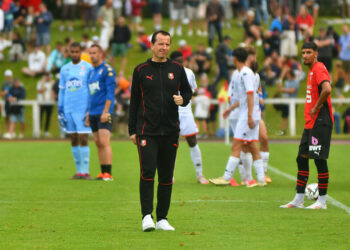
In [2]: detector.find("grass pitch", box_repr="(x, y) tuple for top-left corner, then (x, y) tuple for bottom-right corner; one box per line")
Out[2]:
(0, 141), (349, 249)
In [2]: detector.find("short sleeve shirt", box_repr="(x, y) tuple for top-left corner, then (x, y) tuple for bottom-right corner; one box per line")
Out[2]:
(304, 62), (333, 129)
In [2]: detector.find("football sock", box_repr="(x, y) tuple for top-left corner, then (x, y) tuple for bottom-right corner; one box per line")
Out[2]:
(296, 156), (309, 193)
(260, 151), (270, 173)
(80, 146), (90, 174)
(101, 164), (112, 174)
(223, 156), (240, 181)
(238, 163), (245, 181)
(242, 152), (253, 181)
(315, 159), (329, 196)
(190, 144), (203, 177)
(291, 193), (305, 204)
(71, 146), (82, 173)
(317, 195), (327, 204)
(253, 159), (265, 183)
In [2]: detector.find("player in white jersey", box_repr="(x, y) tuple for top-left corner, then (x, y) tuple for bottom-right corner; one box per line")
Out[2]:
(210, 47), (266, 186)
(170, 51), (209, 184)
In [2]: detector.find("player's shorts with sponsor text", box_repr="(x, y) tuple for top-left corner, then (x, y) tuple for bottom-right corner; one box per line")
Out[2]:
(298, 123), (332, 159)
(65, 112), (91, 134)
(89, 113), (113, 132)
(234, 119), (259, 142)
(179, 114), (199, 137)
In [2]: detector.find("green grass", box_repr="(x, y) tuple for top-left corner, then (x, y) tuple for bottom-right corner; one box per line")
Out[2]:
(1, 18), (350, 138)
(0, 141), (349, 249)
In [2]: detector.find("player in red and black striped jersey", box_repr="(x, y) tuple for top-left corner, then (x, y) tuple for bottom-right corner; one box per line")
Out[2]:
(281, 42), (333, 210)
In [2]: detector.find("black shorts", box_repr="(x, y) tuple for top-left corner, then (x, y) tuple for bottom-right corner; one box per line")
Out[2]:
(149, 3), (161, 14)
(298, 123), (332, 159)
(89, 114), (113, 132)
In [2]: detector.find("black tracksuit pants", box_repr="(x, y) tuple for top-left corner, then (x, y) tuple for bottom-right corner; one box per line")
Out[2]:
(137, 134), (179, 221)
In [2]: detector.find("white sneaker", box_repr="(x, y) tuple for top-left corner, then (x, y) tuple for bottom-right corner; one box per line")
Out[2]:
(156, 219), (175, 231)
(3, 133), (15, 139)
(169, 27), (174, 36)
(196, 30), (202, 36)
(305, 202), (327, 210)
(256, 39), (263, 47)
(18, 133), (24, 139)
(280, 202), (304, 209)
(187, 30), (193, 36)
(202, 31), (208, 37)
(59, 25), (64, 31)
(142, 214), (155, 232)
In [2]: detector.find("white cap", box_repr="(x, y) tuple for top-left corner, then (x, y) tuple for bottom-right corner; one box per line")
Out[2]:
(247, 10), (255, 17)
(92, 36), (99, 42)
(179, 39), (186, 47)
(4, 69), (13, 77)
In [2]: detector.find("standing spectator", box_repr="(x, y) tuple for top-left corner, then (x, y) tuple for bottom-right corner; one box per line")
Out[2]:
(98, 0), (114, 50)
(339, 24), (350, 93)
(82, 0), (98, 31)
(3, 78), (26, 139)
(194, 87), (210, 138)
(114, 76), (130, 137)
(169, 0), (186, 36)
(58, 0), (78, 31)
(263, 28), (280, 57)
(280, 12), (298, 58)
(186, 0), (201, 36)
(110, 16), (131, 74)
(37, 73), (54, 137)
(243, 10), (263, 46)
(112, 0), (123, 22)
(274, 69), (300, 135)
(46, 42), (65, 73)
(333, 61), (345, 98)
(231, 0), (248, 27)
(219, 0), (232, 29)
(24, 5), (35, 44)
(148, 0), (162, 31)
(314, 27), (333, 73)
(128, 31), (192, 232)
(188, 43), (212, 75)
(22, 45), (46, 77)
(295, 4), (314, 41)
(130, 0), (146, 31)
(2, 0), (15, 39)
(34, 3), (53, 55)
(206, 83), (218, 137)
(206, 0), (223, 50)
(212, 35), (231, 87)
(304, 0), (319, 21)
(1, 69), (14, 135)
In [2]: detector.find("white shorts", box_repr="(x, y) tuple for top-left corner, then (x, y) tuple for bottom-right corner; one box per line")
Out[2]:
(65, 112), (91, 134)
(170, 8), (185, 20)
(187, 6), (199, 20)
(179, 114), (199, 137)
(234, 119), (259, 142)
(229, 118), (238, 137)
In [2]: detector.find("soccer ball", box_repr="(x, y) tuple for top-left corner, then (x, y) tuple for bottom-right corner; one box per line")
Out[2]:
(305, 183), (319, 200)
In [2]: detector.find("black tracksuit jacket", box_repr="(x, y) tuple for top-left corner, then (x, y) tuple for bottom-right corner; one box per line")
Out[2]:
(128, 58), (193, 136)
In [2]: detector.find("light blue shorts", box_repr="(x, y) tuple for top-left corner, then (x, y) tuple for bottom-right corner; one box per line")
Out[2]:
(65, 113), (91, 134)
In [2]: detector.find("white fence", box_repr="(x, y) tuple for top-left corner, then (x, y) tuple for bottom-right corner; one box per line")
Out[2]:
(1, 98), (350, 139)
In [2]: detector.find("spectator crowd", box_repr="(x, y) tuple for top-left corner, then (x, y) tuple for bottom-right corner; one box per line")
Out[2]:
(1, 0), (350, 138)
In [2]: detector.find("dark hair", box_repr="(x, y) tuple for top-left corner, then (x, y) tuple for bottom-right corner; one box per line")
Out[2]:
(151, 30), (171, 44)
(90, 44), (103, 52)
(82, 33), (89, 39)
(302, 42), (318, 51)
(233, 47), (248, 62)
(70, 42), (81, 49)
(169, 51), (183, 60)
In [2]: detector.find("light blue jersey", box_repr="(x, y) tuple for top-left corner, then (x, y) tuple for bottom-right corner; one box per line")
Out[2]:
(58, 60), (93, 114)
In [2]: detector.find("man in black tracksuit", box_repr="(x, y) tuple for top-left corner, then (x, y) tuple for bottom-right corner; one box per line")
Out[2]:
(129, 31), (192, 232)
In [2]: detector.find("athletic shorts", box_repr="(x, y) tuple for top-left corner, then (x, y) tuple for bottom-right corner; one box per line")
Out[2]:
(187, 6), (199, 20)
(10, 109), (25, 123)
(111, 43), (127, 57)
(149, 3), (161, 14)
(89, 113), (113, 132)
(234, 119), (260, 142)
(298, 124), (332, 159)
(179, 114), (199, 137)
(229, 118), (238, 137)
(170, 8), (185, 20)
(65, 113), (91, 134)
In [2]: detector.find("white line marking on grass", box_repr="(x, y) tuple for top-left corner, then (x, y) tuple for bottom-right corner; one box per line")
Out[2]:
(0, 200), (278, 204)
(269, 165), (350, 214)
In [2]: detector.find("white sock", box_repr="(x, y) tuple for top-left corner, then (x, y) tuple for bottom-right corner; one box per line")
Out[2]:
(242, 152), (253, 181)
(223, 156), (240, 181)
(260, 151), (270, 173)
(292, 193), (305, 204)
(254, 159), (265, 183)
(317, 195), (327, 204)
(238, 164), (245, 181)
(190, 144), (203, 177)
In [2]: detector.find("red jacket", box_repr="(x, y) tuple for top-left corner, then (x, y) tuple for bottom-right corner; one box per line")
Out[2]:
(131, 0), (146, 16)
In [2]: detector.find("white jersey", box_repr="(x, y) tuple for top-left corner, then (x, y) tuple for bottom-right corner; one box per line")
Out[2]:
(237, 66), (260, 121)
(179, 67), (197, 116)
(228, 69), (240, 120)
(254, 73), (262, 119)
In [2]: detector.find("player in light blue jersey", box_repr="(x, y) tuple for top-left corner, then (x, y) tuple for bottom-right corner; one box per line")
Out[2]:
(58, 42), (93, 180)
(86, 44), (116, 181)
